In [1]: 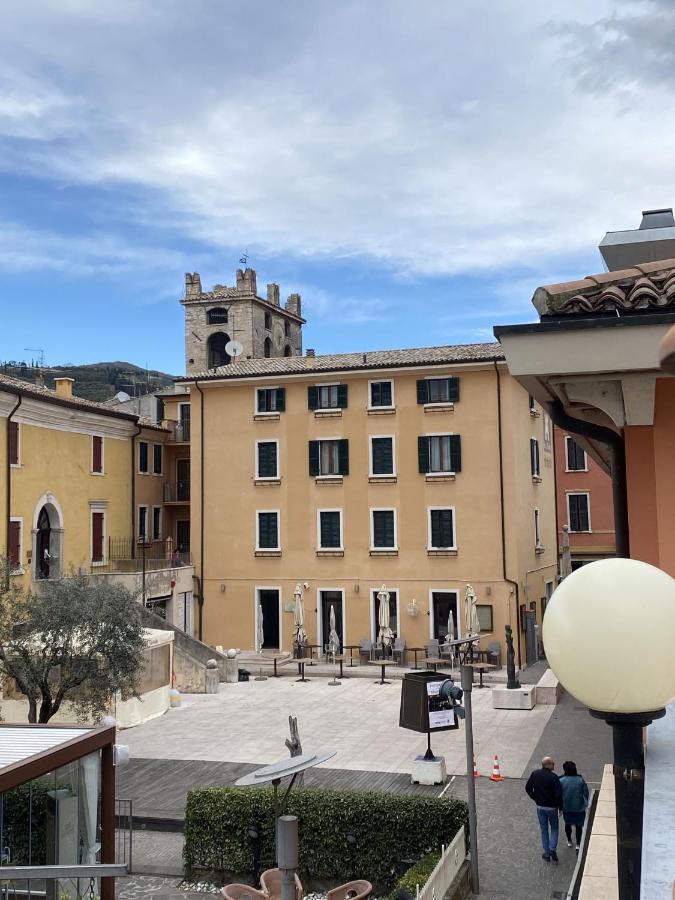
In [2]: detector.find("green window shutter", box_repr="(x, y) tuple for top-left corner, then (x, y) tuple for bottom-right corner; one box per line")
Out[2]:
(338, 439), (349, 475)
(448, 377), (460, 402)
(153, 444), (163, 475)
(256, 390), (265, 413)
(417, 436), (429, 473)
(372, 437), (393, 475)
(449, 434), (462, 472)
(258, 442), (277, 478)
(276, 388), (286, 412)
(320, 512), (341, 548)
(308, 386), (319, 410)
(416, 380), (429, 404)
(308, 441), (320, 476)
(258, 513), (278, 549)
(337, 384), (348, 409)
(139, 442), (148, 472)
(371, 382), (381, 406)
(380, 381), (392, 406)
(431, 509), (454, 548)
(373, 510), (395, 548)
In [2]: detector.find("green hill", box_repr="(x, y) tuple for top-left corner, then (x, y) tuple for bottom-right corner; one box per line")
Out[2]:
(0, 360), (176, 402)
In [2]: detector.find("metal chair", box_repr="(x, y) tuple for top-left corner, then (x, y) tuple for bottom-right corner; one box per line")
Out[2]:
(358, 638), (373, 664)
(487, 641), (502, 668)
(425, 638), (440, 658)
(392, 637), (406, 665)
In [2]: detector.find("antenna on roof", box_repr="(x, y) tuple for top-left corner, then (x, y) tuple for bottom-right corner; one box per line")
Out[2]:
(239, 249), (249, 265)
(25, 348), (45, 367)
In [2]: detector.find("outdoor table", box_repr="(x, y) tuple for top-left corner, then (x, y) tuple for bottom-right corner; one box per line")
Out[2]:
(296, 660), (310, 682)
(409, 647), (425, 669)
(270, 654), (287, 678)
(330, 655), (347, 678)
(367, 658), (391, 685)
(472, 661), (497, 688)
(423, 657), (453, 673)
(305, 644), (321, 666)
(343, 644), (359, 667)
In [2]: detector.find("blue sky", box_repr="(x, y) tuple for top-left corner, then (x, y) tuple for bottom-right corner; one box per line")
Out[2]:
(1, 0), (673, 374)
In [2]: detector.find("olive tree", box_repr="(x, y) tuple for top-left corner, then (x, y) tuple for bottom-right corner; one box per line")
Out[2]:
(0, 564), (146, 723)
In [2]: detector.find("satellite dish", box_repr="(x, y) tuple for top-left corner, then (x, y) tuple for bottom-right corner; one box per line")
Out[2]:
(225, 340), (244, 358)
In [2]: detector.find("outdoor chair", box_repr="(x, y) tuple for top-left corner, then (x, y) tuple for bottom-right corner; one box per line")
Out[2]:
(392, 637), (406, 665)
(487, 641), (502, 668)
(260, 868), (304, 900)
(222, 885), (267, 900)
(358, 639), (373, 664)
(327, 880), (373, 900)
(425, 639), (440, 658)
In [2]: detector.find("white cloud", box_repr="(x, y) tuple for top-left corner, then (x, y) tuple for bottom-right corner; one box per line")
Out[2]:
(0, 0), (673, 279)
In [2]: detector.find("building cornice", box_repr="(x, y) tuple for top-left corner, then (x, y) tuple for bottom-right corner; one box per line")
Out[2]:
(3, 395), (137, 439)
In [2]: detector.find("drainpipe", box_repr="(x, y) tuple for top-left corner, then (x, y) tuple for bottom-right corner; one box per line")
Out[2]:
(194, 381), (205, 641)
(547, 401), (628, 559)
(5, 394), (22, 588)
(130, 422), (142, 560)
(494, 363), (522, 669)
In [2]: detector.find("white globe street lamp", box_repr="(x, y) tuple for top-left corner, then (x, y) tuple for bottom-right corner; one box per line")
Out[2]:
(543, 558), (675, 900)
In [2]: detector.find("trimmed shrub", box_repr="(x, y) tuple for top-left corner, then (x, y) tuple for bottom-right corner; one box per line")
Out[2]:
(388, 852), (440, 900)
(184, 787), (468, 891)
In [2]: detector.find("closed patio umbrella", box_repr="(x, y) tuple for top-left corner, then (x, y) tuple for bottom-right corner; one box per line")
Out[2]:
(328, 604), (340, 656)
(465, 583), (480, 636)
(293, 583), (308, 647)
(256, 601), (264, 653)
(377, 584), (394, 650)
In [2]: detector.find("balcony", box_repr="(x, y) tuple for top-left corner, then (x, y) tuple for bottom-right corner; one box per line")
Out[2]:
(164, 480), (190, 503)
(167, 420), (190, 443)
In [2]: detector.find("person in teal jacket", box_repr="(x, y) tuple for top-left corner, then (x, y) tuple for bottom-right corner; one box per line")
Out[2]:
(560, 760), (589, 852)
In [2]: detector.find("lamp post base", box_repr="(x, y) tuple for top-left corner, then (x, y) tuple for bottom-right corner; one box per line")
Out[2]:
(589, 708), (666, 900)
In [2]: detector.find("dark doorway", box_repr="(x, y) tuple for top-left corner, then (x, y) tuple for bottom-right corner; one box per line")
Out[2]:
(524, 610), (538, 666)
(431, 591), (459, 641)
(176, 458), (190, 501)
(263, 337), (272, 358)
(207, 332), (231, 368)
(371, 590), (398, 640)
(258, 589), (280, 649)
(36, 506), (51, 580)
(320, 590), (343, 652)
(176, 520), (190, 554)
(179, 403), (190, 441)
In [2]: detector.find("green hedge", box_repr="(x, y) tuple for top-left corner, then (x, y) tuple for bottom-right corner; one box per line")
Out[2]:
(184, 787), (468, 891)
(389, 852), (440, 900)
(1, 782), (49, 865)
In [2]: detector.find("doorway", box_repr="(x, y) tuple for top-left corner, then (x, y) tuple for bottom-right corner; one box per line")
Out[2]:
(257, 588), (281, 649)
(36, 506), (52, 580)
(176, 458), (190, 501)
(431, 591), (459, 642)
(176, 520), (190, 555)
(319, 590), (344, 652)
(371, 589), (398, 641)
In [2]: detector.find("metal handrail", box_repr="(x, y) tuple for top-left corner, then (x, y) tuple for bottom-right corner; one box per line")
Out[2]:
(0, 865), (127, 880)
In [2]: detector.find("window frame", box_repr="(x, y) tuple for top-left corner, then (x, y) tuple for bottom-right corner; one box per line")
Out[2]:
(530, 437), (541, 479)
(152, 443), (163, 476)
(91, 434), (104, 475)
(138, 440), (149, 474)
(565, 436), (588, 472)
(264, 311), (272, 331)
(370, 508), (398, 551)
(8, 517), (23, 574)
(255, 386), (285, 415)
(90, 502), (108, 566)
(311, 437), (348, 478)
(368, 434), (396, 477)
(256, 509), (281, 551)
(427, 506), (457, 550)
(567, 491), (592, 533)
(9, 421), (20, 467)
(476, 603), (494, 633)
(419, 375), (460, 406)
(534, 507), (542, 549)
(138, 504), (149, 543)
(317, 508), (344, 551)
(255, 439), (280, 480)
(425, 432), (461, 475)
(207, 307), (228, 325)
(152, 505), (162, 541)
(317, 383), (340, 410)
(368, 379), (395, 410)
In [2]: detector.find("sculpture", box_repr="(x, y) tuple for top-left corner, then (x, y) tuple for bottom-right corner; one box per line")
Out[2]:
(285, 715), (304, 786)
(505, 624), (520, 689)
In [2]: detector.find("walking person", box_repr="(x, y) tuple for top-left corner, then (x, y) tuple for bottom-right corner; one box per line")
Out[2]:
(525, 756), (562, 862)
(560, 761), (589, 853)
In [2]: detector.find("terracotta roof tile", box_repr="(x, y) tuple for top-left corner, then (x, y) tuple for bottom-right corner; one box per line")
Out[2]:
(0, 373), (138, 421)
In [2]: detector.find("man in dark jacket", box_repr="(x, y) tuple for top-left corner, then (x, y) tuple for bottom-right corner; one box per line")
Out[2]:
(525, 756), (563, 861)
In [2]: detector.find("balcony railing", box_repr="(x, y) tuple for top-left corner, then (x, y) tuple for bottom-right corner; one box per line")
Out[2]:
(167, 420), (190, 442)
(89, 537), (192, 573)
(164, 480), (190, 502)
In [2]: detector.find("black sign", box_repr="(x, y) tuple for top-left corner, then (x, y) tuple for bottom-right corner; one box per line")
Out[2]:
(399, 671), (459, 733)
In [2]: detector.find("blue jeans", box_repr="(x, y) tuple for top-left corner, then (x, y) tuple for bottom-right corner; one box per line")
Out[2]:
(537, 806), (559, 856)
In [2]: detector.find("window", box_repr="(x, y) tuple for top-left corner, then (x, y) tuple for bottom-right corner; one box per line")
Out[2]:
(256, 440), (279, 479)
(428, 507), (456, 549)
(265, 311), (272, 330)
(308, 384), (348, 410)
(284, 345), (292, 356)
(8, 519), (21, 572)
(565, 436), (587, 471)
(418, 434), (461, 474)
(153, 443), (163, 475)
(534, 507), (542, 548)
(92, 435), (103, 474)
(207, 307), (228, 324)
(264, 337), (272, 357)
(417, 377), (460, 405)
(9, 421), (19, 466)
(529, 395), (538, 416)
(257, 511), (280, 550)
(257, 387), (285, 413)
(285, 320), (291, 337)
(138, 505), (149, 542)
(91, 507), (106, 565)
(309, 439), (349, 476)
(370, 436), (395, 476)
(476, 604), (493, 632)
(530, 438), (540, 478)
(152, 506), (162, 541)
(369, 380), (394, 409)
(138, 441), (149, 473)
(318, 510), (343, 549)
(371, 509), (397, 549)
(568, 493), (591, 532)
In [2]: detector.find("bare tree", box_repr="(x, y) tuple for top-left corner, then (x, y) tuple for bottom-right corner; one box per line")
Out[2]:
(0, 563), (146, 723)
(285, 715), (304, 786)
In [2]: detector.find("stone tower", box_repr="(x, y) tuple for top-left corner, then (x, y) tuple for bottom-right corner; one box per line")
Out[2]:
(181, 268), (305, 375)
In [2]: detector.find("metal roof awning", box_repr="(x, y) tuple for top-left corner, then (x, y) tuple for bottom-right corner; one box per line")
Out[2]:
(0, 725), (91, 770)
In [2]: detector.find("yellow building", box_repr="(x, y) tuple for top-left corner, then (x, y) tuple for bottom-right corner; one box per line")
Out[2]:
(179, 343), (558, 668)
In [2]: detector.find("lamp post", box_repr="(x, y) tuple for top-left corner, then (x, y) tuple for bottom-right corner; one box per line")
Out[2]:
(542, 558), (675, 900)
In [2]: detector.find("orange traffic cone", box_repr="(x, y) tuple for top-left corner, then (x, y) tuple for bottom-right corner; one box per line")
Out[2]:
(489, 755), (504, 782)
(473, 757), (480, 778)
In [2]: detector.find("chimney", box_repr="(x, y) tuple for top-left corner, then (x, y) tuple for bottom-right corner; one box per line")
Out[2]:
(35, 369), (45, 388)
(599, 207), (675, 270)
(306, 348), (315, 357)
(267, 283), (280, 306)
(236, 267), (257, 294)
(54, 377), (74, 399)
(286, 293), (302, 317)
(185, 272), (202, 298)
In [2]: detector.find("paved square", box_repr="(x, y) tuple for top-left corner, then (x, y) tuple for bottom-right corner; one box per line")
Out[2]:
(123, 678), (554, 778)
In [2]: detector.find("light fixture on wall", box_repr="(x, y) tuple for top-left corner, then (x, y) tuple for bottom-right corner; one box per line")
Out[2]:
(303, 581), (310, 590)
(485, 585), (492, 596)
(406, 598), (419, 617)
(353, 584), (360, 593)
(220, 583), (226, 593)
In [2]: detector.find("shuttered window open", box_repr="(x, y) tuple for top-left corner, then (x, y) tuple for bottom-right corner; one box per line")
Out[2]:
(425, 435), (462, 473)
(258, 388), (285, 413)
(416, 377), (460, 404)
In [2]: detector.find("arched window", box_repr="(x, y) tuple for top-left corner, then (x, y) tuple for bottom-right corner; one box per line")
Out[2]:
(33, 495), (64, 581)
(284, 345), (292, 357)
(208, 332), (231, 368)
(264, 337), (272, 358)
(207, 307), (228, 325)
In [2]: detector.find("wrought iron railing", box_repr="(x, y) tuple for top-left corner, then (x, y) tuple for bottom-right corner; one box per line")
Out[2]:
(163, 481), (190, 502)
(115, 799), (133, 873)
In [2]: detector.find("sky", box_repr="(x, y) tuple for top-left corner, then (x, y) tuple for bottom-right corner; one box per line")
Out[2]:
(2, 0), (675, 374)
